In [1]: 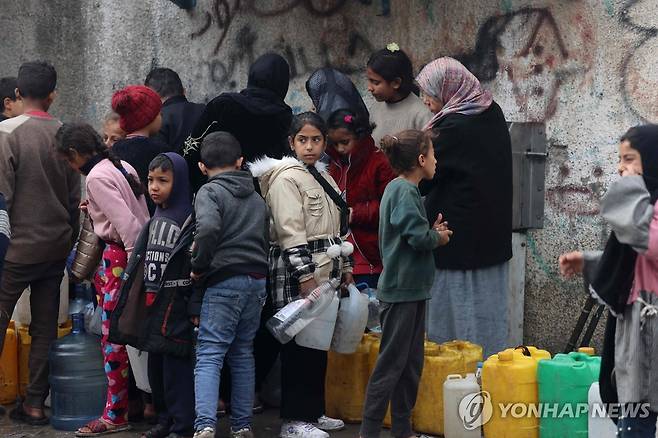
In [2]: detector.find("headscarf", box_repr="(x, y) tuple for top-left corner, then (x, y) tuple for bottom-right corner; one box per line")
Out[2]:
(592, 124), (658, 410)
(305, 68), (369, 122)
(152, 152), (193, 227)
(229, 53), (292, 116)
(415, 57), (493, 130)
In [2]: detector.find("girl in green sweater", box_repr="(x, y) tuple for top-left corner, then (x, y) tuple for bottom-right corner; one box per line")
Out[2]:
(360, 130), (452, 438)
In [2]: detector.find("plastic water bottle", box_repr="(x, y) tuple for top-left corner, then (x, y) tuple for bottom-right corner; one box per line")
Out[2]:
(267, 278), (340, 344)
(50, 313), (107, 430)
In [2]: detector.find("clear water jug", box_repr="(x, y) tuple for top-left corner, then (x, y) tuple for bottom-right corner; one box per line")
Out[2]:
(49, 313), (106, 430)
(267, 278), (340, 344)
(331, 284), (369, 354)
(296, 292), (339, 351)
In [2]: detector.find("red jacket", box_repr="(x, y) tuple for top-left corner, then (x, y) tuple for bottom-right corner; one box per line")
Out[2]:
(327, 136), (396, 275)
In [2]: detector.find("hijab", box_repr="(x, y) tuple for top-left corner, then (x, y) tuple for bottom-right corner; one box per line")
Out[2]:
(230, 53), (292, 116)
(415, 57), (493, 130)
(305, 68), (369, 122)
(152, 152), (193, 227)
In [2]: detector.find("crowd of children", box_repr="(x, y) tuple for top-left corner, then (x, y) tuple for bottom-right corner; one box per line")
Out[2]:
(0, 39), (656, 438)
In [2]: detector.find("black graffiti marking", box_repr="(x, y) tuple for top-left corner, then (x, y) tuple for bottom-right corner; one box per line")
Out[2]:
(457, 7), (569, 82)
(190, 0), (379, 55)
(619, 0), (658, 122)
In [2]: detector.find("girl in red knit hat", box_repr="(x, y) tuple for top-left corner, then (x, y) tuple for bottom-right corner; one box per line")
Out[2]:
(110, 85), (167, 215)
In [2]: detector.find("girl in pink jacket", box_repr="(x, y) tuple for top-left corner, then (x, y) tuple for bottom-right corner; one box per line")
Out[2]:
(55, 123), (149, 436)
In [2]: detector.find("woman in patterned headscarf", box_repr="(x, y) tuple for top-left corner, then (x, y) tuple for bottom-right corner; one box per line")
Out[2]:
(416, 57), (513, 357)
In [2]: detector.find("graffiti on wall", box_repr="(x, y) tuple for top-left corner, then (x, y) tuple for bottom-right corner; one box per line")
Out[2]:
(620, 0), (658, 122)
(456, 6), (595, 122)
(191, 0), (375, 93)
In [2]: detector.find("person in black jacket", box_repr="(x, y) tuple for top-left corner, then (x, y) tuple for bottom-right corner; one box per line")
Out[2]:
(416, 57), (513, 357)
(145, 68), (205, 155)
(184, 53), (293, 192)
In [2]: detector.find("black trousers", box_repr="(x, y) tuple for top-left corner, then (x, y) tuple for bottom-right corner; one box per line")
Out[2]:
(0, 259), (64, 408)
(280, 340), (327, 422)
(148, 352), (196, 434)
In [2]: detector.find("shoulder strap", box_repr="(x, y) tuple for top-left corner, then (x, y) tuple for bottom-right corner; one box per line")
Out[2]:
(306, 164), (349, 235)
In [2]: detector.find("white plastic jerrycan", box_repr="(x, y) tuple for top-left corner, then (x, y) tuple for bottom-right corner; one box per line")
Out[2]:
(295, 291), (339, 351)
(588, 382), (617, 437)
(331, 284), (369, 354)
(443, 373), (481, 438)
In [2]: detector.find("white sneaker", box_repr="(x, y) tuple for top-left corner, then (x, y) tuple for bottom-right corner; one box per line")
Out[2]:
(313, 415), (345, 431)
(193, 427), (215, 438)
(280, 421), (329, 438)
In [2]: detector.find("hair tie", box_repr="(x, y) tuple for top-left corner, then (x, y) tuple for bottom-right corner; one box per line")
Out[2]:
(392, 135), (399, 142)
(119, 166), (129, 176)
(387, 42), (400, 52)
(344, 115), (353, 124)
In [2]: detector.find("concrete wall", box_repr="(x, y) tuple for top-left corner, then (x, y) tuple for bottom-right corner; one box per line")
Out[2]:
(1, 0), (654, 354)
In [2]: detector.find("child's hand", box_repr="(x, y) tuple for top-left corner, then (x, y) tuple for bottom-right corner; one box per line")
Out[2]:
(558, 251), (584, 278)
(437, 229), (453, 246)
(79, 199), (89, 213)
(190, 316), (199, 327)
(340, 272), (355, 296)
(299, 278), (319, 298)
(433, 213), (449, 231)
(433, 213), (453, 246)
(190, 271), (201, 282)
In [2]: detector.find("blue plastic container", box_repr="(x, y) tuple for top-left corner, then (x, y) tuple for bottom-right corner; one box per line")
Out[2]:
(49, 313), (106, 430)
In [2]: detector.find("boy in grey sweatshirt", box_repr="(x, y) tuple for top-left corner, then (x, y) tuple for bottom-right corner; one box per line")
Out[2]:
(190, 131), (268, 438)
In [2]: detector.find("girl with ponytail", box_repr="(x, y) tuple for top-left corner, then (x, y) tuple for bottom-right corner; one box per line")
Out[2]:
(55, 122), (149, 435)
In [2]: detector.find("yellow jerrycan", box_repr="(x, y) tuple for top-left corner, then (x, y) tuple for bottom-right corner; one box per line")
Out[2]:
(18, 320), (73, 397)
(512, 345), (551, 362)
(442, 340), (483, 375)
(326, 335), (373, 422)
(0, 321), (18, 404)
(483, 349), (540, 438)
(413, 344), (462, 436)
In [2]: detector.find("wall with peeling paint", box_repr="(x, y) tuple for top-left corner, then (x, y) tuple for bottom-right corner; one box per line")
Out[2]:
(1, 0), (655, 353)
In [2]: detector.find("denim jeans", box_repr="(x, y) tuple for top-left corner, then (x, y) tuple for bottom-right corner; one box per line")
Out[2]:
(618, 411), (658, 438)
(194, 275), (266, 432)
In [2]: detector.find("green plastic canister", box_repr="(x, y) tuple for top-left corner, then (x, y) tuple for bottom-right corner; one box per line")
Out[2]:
(537, 352), (600, 438)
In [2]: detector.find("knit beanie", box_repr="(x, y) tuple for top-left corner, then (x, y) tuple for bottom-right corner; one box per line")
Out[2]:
(111, 85), (162, 134)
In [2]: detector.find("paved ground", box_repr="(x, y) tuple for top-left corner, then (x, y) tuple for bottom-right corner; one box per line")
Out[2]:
(0, 406), (360, 438)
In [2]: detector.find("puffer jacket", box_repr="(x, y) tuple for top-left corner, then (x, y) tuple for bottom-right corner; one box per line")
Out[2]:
(326, 136), (395, 275)
(250, 156), (352, 285)
(108, 217), (196, 358)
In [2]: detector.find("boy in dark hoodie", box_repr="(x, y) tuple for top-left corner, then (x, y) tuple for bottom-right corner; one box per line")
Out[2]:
(189, 131), (268, 438)
(143, 152), (195, 438)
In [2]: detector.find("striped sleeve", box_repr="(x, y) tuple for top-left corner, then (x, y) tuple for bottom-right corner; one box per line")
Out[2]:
(0, 193), (9, 240)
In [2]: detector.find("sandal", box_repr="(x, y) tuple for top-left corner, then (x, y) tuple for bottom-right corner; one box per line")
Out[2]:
(141, 424), (170, 438)
(75, 418), (132, 436)
(9, 402), (49, 426)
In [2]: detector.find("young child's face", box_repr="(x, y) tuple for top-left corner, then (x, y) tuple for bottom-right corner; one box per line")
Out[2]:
(148, 167), (174, 207)
(290, 124), (326, 165)
(419, 141), (437, 180)
(618, 140), (643, 177)
(366, 67), (400, 102)
(328, 128), (358, 156)
(103, 120), (125, 147)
